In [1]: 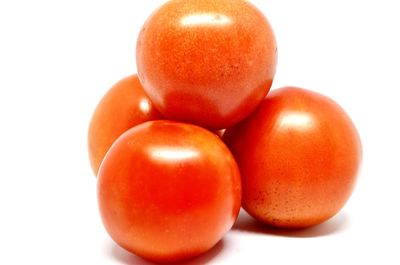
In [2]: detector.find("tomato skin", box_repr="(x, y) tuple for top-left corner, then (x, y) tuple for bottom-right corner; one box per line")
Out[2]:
(98, 120), (241, 262)
(88, 75), (162, 175)
(136, 0), (277, 129)
(224, 87), (362, 228)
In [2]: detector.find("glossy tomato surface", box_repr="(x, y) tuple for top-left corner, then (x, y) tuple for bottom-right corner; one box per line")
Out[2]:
(88, 75), (162, 175)
(98, 120), (241, 262)
(136, 0), (277, 129)
(224, 87), (362, 228)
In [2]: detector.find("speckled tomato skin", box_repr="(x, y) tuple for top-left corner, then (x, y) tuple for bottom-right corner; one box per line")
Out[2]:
(136, 0), (277, 129)
(88, 75), (162, 175)
(224, 87), (362, 228)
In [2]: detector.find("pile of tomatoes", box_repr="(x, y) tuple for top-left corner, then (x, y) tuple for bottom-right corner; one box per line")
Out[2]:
(88, 0), (362, 263)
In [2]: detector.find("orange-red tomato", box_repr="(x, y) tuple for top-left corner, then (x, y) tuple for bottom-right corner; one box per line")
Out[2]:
(136, 0), (277, 129)
(88, 75), (162, 175)
(224, 87), (362, 228)
(98, 120), (241, 262)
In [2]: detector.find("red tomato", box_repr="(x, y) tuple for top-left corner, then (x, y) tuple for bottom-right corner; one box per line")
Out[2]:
(98, 120), (241, 262)
(136, 0), (277, 129)
(88, 75), (162, 175)
(224, 87), (362, 228)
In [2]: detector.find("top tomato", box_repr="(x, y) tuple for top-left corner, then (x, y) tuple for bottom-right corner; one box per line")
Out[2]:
(136, 0), (277, 129)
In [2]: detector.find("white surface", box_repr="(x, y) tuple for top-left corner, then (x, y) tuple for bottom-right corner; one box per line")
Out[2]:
(0, 0), (399, 264)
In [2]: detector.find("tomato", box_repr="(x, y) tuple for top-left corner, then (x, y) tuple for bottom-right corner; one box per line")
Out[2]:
(136, 0), (277, 129)
(97, 120), (241, 262)
(88, 75), (162, 175)
(223, 87), (362, 228)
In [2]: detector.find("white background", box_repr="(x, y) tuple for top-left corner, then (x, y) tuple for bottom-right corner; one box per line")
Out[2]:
(1, 0), (399, 264)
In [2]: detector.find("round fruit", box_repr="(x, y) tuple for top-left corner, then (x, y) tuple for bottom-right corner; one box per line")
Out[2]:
(136, 0), (277, 129)
(88, 75), (162, 175)
(98, 120), (241, 262)
(224, 87), (362, 228)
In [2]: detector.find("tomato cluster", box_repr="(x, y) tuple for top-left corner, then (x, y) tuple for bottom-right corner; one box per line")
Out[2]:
(88, 0), (362, 263)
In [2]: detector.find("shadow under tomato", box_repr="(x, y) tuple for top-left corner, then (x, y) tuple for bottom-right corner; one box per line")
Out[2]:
(108, 238), (225, 265)
(232, 209), (349, 238)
